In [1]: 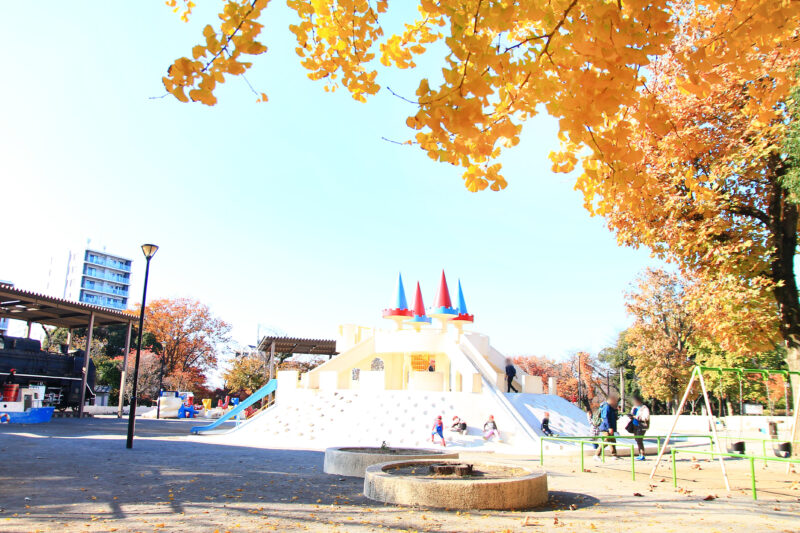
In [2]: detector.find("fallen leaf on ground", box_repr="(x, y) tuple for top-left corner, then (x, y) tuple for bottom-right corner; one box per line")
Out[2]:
(703, 495), (716, 501)
(633, 493), (644, 497)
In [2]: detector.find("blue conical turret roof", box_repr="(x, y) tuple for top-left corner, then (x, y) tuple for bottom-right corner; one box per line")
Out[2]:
(383, 272), (413, 321)
(457, 279), (468, 315)
(395, 273), (409, 310)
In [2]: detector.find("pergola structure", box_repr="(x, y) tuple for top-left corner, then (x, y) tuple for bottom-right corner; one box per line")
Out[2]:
(255, 336), (338, 385)
(0, 284), (137, 418)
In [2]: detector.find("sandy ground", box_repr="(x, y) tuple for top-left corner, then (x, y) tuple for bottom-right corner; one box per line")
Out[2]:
(0, 417), (798, 533)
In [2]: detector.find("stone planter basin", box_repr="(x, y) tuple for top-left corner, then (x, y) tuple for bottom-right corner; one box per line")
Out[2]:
(363, 459), (548, 510)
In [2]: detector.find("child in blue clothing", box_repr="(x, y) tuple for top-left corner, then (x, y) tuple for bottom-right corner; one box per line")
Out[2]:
(630, 394), (650, 461)
(431, 415), (446, 447)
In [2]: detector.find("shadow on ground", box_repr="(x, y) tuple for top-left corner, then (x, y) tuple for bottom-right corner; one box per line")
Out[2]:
(1, 418), (798, 532)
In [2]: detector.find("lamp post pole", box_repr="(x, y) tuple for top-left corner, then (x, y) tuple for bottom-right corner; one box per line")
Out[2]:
(156, 359), (165, 419)
(126, 244), (158, 449)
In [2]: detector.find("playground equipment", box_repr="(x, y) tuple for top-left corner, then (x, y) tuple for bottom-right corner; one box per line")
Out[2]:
(178, 396), (201, 418)
(142, 391), (195, 419)
(670, 448), (800, 500)
(650, 365), (800, 490)
(190, 379), (277, 434)
(0, 384), (54, 424)
(202, 272), (594, 452)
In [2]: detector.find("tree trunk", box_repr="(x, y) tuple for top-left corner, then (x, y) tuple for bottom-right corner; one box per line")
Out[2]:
(767, 160), (800, 394)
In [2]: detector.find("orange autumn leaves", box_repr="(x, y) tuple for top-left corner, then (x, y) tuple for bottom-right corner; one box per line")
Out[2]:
(163, 0), (270, 106)
(137, 298), (231, 393)
(599, 10), (800, 356)
(162, 1), (800, 197)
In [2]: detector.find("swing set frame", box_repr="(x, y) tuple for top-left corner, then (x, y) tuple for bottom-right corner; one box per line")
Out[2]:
(705, 367), (796, 416)
(649, 365), (800, 490)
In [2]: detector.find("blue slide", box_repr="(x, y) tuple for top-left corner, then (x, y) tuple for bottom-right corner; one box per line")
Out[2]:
(191, 379), (277, 434)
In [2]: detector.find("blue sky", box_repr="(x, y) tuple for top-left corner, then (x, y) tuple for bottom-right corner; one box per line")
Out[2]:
(0, 2), (659, 358)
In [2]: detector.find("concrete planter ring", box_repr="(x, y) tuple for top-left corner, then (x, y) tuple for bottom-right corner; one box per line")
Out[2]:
(324, 447), (459, 477)
(363, 459), (548, 510)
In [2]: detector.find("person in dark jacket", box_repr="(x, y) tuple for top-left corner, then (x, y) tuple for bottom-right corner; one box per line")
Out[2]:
(504, 359), (518, 393)
(540, 411), (555, 436)
(594, 394), (620, 460)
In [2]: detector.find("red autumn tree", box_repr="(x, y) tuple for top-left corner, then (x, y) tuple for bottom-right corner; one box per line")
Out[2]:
(513, 355), (556, 391)
(135, 298), (231, 394)
(514, 352), (600, 403)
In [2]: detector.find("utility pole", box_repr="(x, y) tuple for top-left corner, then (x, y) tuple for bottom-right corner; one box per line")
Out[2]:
(620, 367), (625, 412)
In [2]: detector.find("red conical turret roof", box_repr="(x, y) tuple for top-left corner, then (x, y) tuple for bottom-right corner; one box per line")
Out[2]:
(413, 282), (426, 316)
(435, 270), (453, 309)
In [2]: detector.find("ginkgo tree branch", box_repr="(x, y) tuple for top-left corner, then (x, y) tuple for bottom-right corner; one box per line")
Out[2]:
(501, 0), (579, 56)
(199, 0), (259, 76)
(729, 203), (770, 225)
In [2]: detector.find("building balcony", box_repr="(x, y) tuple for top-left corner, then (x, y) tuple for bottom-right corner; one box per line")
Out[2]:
(79, 291), (128, 310)
(84, 253), (132, 273)
(82, 269), (130, 285)
(81, 282), (128, 297)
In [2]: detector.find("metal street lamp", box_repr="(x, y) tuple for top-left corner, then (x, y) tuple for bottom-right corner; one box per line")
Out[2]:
(126, 243), (158, 449)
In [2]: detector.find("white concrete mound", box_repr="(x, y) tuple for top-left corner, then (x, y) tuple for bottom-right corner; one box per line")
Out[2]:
(196, 288), (592, 453)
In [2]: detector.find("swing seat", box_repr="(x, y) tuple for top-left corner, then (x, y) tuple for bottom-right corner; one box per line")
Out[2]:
(726, 441), (746, 454)
(773, 442), (792, 459)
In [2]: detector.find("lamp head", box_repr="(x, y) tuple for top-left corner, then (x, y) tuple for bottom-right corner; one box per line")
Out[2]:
(141, 244), (159, 259)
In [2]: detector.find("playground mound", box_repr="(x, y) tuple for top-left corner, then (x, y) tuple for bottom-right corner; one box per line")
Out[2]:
(198, 389), (592, 453)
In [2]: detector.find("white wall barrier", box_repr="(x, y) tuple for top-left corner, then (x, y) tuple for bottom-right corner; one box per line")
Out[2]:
(408, 371), (444, 392)
(358, 370), (386, 391)
(523, 375), (544, 394)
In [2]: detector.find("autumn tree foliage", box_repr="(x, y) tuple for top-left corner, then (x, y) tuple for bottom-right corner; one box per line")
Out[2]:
(162, 1), (798, 196)
(597, 10), (800, 377)
(689, 339), (791, 414)
(224, 355), (268, 395)
(161, 2), (800, 374)
(513, 355), (554, 388)
(515, 352), (603, 407)
(625, 269), (697, 409)
(138, 298), (231, 393)
(224, 353), (324, 396)
(123, 349), (161, 403)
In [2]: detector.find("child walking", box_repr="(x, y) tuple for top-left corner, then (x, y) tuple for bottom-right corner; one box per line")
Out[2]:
(431, 415), (446, 447)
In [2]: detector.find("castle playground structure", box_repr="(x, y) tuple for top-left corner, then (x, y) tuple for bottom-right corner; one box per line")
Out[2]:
(209, 272), (591, 452)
